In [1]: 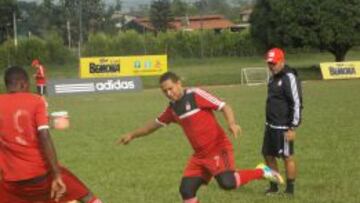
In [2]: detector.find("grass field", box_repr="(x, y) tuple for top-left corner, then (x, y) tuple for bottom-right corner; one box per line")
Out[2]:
(42, 49), (360, 88)
(45, 79), (360, 203)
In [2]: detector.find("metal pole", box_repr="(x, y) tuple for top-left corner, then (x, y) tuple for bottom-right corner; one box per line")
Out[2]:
(199, 0), (204, 58)
(13, 11), (18, 47)
(67, 20), (71, 48)
(78, 0), (82, 59)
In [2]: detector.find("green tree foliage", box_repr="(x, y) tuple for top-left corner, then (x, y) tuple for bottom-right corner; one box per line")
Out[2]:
(82, 30), (258, 58)
(44, 31), (74, 64)
(150, 0), (173, 33)
(58, 0), (106, 44)
(207, 0), (231, 16)
(250, 0), (360, 61)
(0, 34), (74, 67)
(115, 0), (122, 11)
(0, 0), (18, 43)
(191, 0), (233, 19)
(171, 0), (188, 17)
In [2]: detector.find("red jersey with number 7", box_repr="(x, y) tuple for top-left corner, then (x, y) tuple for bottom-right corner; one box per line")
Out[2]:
(0, 93), (49, 181)
(156, 88), (232, 157)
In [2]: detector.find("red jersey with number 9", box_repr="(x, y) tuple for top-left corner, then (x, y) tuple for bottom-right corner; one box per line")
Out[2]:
(0, 93), (49, 181)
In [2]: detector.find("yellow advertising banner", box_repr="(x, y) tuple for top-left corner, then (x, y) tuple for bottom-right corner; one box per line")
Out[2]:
(80, 55), (167, 78)
(320, 61), (360, 80)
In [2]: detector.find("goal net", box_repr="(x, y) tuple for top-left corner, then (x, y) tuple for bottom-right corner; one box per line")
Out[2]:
(241, 67), (270, 85)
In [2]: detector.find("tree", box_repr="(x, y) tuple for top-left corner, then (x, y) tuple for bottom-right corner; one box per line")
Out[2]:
(250, 0), (360, 61)
(115, 0), (122, 11)
(150, 0), (173, 33)
(59, 0), (106, 44)
(231, 0), (255, 7)
(171, 0), (188, 17)
(0, 0), (18, 43)
(207, 0), (231, 16)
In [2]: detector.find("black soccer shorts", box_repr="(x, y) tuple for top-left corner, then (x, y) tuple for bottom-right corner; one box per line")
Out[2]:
(261, 125), (294, 157)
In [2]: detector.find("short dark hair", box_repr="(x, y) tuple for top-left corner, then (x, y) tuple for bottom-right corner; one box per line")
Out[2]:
(4, 66), (29, 88)
(159, 72), (180, 84)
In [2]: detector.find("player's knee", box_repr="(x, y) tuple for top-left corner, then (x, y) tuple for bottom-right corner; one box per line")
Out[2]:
(215, 172), (236, 190)
(179, 184), (196, 199)
(218, 179), (236, 190)
(179, 177), (204, 199)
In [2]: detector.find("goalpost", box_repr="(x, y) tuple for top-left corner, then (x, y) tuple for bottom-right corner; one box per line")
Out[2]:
(241, 67), (270, 85)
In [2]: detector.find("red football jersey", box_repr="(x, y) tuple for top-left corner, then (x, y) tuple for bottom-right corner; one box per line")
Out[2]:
(35, 65), (46, 85)
(156, 88), (231, 157)
(0, 93), (49, 181)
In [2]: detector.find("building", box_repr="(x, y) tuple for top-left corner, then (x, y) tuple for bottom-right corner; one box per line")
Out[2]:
(111, 11), (136, 29)
(231, 8), (253, 32)
(124, 15), (234, 33)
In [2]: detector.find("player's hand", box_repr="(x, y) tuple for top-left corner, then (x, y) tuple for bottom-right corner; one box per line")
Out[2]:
(51, 175), (66, 202)
(228, 124), (242, 139)
(285, 129), (296, 141)
(116, 134), (134, 145)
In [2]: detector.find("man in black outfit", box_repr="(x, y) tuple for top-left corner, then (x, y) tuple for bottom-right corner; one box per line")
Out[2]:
(262, 48), (303, 196)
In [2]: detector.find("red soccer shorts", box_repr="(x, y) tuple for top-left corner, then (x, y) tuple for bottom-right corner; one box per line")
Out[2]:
(183, 144), (235, 182)
(0, 167), (90, 203)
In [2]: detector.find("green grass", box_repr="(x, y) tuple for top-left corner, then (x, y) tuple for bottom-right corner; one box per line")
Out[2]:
(45, 79), (360, 203)
(39, 49), (360, 88)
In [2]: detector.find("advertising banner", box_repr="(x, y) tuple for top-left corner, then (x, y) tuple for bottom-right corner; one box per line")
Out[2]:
(47, 77), (142, 96)
(80, 55), (167, 78)
(320, 61), (360, 80)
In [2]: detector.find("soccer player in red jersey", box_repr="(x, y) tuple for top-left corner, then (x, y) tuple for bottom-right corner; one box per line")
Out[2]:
(31, 59), (47, 95)
(0, 66), (103, 203)
(117, 72), (283, 203)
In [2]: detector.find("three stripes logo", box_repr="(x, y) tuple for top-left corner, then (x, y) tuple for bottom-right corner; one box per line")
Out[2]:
(55, 83), (95, 94)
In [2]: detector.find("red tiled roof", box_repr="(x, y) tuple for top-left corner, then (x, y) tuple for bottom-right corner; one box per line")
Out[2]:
(132, 18), (155, 31)
(132, 15), (234, 31)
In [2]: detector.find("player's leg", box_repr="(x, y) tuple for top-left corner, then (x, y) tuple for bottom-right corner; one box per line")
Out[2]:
(78, 192), (102, 203)
(60, 167), (103, 203)
(262, 126), (280, 194)
(263, 155), (279, 193)
(283, 140), (296, 195)
(0, 180), (33, 203)
(42, 85), (47, 96)
(36, 85), (42, 95)
(179, 177), (205, 203)
(215, 169), (267, 190)
(181, 156), (210, 203)
(36, 85), (46, 96)
(214, 171), (237, 190)
(211, 148), (264, 190)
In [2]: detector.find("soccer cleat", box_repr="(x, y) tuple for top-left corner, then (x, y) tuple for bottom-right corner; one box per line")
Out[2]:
(264, 187), (279, 196)
(256, 163), (284, 184)
(283, 189), (294, 196)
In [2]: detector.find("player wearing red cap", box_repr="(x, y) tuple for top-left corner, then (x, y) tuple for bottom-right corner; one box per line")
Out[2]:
(263, 48), (303, 195)
(31, 59), (47, 95)
(0, 66), (103, 203)
(117, 72), (284, 203)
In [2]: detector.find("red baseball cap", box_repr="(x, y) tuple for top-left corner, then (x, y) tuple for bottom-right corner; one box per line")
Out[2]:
(266, 48), (285, 64)
(31, 59), (40, 66)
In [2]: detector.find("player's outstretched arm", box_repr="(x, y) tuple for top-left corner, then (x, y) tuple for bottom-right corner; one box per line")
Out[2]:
(39, 129), (66, 202)
(221, 104), (242, 138)
(116, 120), (162, 145)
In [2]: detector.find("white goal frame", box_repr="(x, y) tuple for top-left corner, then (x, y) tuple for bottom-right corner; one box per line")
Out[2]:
(241, 67), (270, 85)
